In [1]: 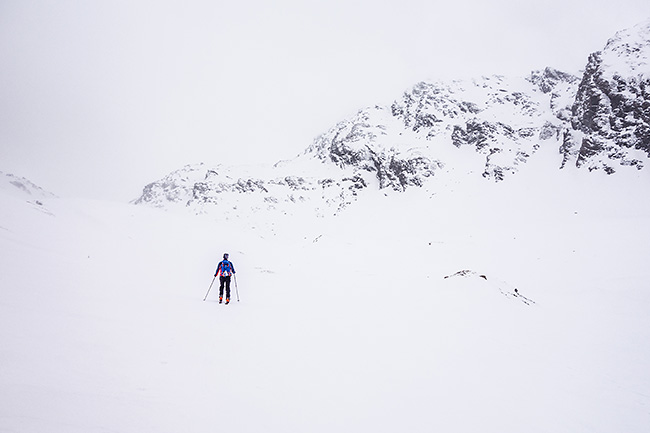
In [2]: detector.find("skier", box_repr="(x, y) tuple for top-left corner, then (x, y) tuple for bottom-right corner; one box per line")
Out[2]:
(214, 253), (236, 304)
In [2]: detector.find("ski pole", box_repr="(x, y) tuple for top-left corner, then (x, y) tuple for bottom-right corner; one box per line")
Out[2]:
(234, 274), (240, 302)
(203, 276), (216, 301)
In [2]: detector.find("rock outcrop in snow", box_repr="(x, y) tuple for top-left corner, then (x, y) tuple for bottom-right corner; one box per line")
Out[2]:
(443, 270), (536, 306)
(304, 106), (443, 190)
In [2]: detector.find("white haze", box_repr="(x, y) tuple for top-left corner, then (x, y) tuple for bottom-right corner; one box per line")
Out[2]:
(1, 0), (650, 200)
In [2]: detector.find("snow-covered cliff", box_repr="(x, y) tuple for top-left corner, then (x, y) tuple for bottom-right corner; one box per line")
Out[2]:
(563, 19), (650, 172)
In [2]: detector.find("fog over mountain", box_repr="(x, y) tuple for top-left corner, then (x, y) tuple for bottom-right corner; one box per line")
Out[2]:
(3, 2), (650, 201)
(135, 20), (650, 216)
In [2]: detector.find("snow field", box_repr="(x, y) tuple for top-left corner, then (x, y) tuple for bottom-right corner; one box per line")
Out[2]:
(1, 166), (650, 432)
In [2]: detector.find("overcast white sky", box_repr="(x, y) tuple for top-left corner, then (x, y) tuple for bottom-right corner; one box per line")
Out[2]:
(1, 0), (649, 200)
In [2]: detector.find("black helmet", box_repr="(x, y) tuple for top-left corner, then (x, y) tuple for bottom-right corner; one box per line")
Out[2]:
(223, 253), (229, 259)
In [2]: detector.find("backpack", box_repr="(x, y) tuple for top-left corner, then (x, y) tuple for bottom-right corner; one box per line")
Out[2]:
(220, 260), (232, 277)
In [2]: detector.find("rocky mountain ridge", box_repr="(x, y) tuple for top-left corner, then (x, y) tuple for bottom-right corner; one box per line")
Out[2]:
(0, 171), (57, 215)
(132, 162), (369, 217)
(134, 20), (650, 216)
(562, 20), (650, 172)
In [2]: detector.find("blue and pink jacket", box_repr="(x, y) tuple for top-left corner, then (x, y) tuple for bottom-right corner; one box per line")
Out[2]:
(215, 260), (236, 277)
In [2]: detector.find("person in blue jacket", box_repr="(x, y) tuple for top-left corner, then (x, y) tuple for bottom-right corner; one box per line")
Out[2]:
(214, 253), (236, 304)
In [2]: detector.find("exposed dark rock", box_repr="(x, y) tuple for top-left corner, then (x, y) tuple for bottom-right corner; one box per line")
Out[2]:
(452, 120), (516, 152)
(307, 108), (441, 191)
(528, 67), (579, 94)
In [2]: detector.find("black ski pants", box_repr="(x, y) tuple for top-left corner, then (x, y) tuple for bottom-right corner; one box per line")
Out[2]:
(219, 276), (231, 300)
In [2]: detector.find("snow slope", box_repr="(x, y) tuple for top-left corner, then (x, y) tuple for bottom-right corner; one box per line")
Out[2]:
(2, 159), (650, 432)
